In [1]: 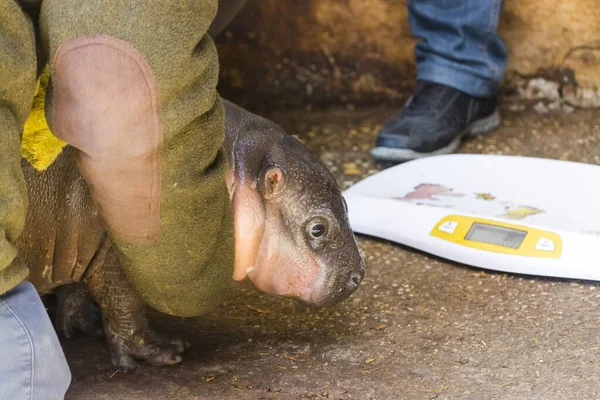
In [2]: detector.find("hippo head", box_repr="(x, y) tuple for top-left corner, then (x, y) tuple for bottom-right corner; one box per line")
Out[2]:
(225, 105), (365, 307)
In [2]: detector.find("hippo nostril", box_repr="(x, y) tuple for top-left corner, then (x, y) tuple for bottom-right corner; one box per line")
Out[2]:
(347, 272), (363, 291)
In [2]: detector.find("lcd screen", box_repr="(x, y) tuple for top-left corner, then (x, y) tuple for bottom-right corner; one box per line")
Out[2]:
(465, 223), (527, 249)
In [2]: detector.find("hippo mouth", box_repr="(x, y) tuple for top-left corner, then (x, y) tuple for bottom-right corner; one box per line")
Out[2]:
(245, 264), (320, 304)
(244, 242), (362, 308)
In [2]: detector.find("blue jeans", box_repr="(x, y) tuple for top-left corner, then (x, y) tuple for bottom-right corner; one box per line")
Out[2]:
(0, 281), (71, 400)
(408, 0), (507, 98)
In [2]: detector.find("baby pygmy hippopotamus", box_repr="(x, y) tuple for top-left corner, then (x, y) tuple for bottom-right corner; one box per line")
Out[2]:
(20, 99), (365, 370)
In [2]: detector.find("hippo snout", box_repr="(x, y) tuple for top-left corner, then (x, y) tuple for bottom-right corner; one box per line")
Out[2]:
(311, 252), (365, 307)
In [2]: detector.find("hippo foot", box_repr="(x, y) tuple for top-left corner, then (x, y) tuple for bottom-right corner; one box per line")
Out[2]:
(105, 325), (190, 371)
(55, 283), (104, 339)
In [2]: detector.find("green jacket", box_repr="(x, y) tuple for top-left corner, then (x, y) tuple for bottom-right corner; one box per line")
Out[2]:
(0, 0), (234, 318)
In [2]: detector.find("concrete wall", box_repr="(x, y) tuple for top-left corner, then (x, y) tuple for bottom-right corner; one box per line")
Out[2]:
(214, 0), (600, 110)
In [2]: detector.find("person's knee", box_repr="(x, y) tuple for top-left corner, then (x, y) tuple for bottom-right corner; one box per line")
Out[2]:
(41, 3), (223, 242)
(0, 281), (71, 399)
(45, 33), (163, 242)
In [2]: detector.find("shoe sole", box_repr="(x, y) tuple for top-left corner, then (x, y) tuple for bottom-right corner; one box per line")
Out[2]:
(371, 110), (501, 163)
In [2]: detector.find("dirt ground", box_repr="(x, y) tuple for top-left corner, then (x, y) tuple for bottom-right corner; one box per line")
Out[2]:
(62, 99), (600, 400)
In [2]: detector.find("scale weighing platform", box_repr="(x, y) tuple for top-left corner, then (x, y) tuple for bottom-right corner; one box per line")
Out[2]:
(342, 154), (600, 281)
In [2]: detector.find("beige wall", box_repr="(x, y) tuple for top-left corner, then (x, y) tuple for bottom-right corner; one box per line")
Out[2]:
(215, 0), (600, 109)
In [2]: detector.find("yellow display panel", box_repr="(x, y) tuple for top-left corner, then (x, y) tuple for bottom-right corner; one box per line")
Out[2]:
(430, 215), (562, 258)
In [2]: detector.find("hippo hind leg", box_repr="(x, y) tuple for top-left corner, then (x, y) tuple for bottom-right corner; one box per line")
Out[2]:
(55, 283), (103, 339)
(84, 238), (189, 371)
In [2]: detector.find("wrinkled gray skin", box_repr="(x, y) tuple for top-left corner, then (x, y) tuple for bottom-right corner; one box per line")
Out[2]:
(20, 99), (364, 371)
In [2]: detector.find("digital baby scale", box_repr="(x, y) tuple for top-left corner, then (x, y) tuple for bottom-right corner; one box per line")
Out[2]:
(342, 154), (600, 281)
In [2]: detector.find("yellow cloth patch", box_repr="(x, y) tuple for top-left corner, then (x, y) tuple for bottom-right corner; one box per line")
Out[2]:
(21, 66), (67, 171)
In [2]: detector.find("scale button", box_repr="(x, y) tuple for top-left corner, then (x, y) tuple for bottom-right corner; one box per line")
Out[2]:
(438, 221), (458, 234)
(535, 237), (555, 251)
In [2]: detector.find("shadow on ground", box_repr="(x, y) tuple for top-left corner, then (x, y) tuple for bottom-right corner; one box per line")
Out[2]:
(63, 101), (600, 400)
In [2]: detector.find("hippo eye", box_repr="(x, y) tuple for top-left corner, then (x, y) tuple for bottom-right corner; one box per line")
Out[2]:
(309, 222), (328, 239)
(311, 224), (326, 237)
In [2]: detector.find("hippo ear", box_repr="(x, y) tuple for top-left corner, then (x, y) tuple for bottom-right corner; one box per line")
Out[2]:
(263, 167), (285, 199)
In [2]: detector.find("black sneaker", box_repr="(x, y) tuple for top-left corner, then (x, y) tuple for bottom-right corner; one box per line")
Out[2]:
(372, 81), (500, 162)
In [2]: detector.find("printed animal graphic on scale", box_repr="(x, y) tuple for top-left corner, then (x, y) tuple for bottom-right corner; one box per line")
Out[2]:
(394, 183), (545, 221)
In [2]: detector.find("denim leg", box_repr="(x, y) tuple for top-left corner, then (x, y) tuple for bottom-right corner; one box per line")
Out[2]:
(0, 281), (71, 400)
(407, 0), (507, 98)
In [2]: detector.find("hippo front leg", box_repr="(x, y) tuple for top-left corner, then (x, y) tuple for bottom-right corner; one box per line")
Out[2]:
(84, 238), (189, 371)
